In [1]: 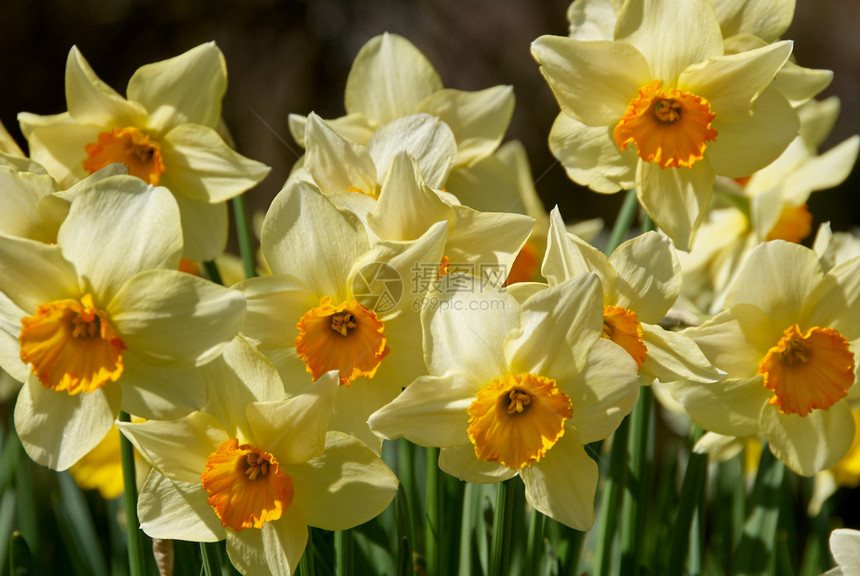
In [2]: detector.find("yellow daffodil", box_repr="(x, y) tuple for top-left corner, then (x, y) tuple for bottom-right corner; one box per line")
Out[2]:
(0, 176), (245, 469)
(118, 338), (397, 576)
(543, 207), (722, 384)
(673, 241), (860, 476)
(237, 180), (447, 451)
(532, 0), (800, 249)
(18, 43), (270, 261)
(679, 97), (859, 314)
(369, 273), (639, 529)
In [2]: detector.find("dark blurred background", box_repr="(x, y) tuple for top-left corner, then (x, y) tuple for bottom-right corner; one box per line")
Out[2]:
(1, 0), (857, 238)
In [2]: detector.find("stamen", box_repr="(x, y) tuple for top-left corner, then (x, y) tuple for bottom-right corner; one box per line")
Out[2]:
(506, 388), (531, 414)
(330, 312), (357, 336)
(83, 126), (165, 184)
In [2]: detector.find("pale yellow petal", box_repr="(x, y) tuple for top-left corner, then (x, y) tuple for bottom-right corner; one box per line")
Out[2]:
(640, 324), (724, 383)
(137, 472), (225, 541)
(531, 36), (650, 126)
(542, 207), (617, 293)
(119, 353), (207, 420)
(344, 33), (442, 124)
(227, 508), (306, 576)
(64, 46), (147, 127)
(609, 230), (680, 321)
(438, 445), (517, 483)
(714, 0), (795, 42)
(672, 376), (770, 438)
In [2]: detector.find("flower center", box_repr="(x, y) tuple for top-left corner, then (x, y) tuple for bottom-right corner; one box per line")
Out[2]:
(602, 306), (647, 369)
(295, 297), (390, 386)
(613, 80), (718, 169)
(201, 438), (293, 532)
(766, 204), (813, 243)
(19, 293), (125, 394)
(758, 324), (855, 417)
(83, 126), (165, 185)
(467, 372), (572, 469)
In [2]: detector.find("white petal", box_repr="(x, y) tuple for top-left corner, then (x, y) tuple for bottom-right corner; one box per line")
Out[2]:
(59, 177), (182, 303)
(368, 372), (476, 447)
(108, 269), (246, 365)
(438, 445), (516, 483)
(706, 87), (799, 178)
(542, 207), (616, 291)
(520, 438), (598, 530)
(248, 373), (337, 464)
(568, 339), (640, 444)
(636, 159), (715, 252)
(14, 375), (121, 470)
(261, 180), (369, 298)
(226, 508), (307, 576)
(416, 86), (514, 167)
(761, 400), (854, 476)
(679, 42), (792, 122)
(615, 0), (722, 82)
(830, 529), (860, 574)
(723, 241), (822, 331)
(640, 324), (724, 383)
(116, 411), (228, 483)
(506, 274), (603, 380)
(548, 114), (636, 193)
(0, 236), (79, 313)
(64, 46), (147, 127)
(287, 431), (398, 530)
(531, 36), (650, 126)
(172, 192), (229, 263)
(422, 285), (519, 381)
(344, 33), (442, 124)
(236, 274), (318, 350)
(367, 114), (457, 189)
(672, 376), (770, 438)
(303, 113), (379, 199)
(127, 42), (226, 132)
(160, 124), (270, 203)
(119, 353), (207, 420)
(137, 472), (225, 541)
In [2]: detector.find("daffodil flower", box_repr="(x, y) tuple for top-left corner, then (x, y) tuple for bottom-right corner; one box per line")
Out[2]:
(18, 43), (270, 261)
(532, 0), (800, 249)
(0, 176), (245, 469)
(289, 33), (514, 169)
(118, 338), (397, 576)
(673, 241), (859, 476)
(299, 111), (457, 219)
(237, 180), (447, 451)
(369, 273), (639, 529)
(542, 207), (722, 384)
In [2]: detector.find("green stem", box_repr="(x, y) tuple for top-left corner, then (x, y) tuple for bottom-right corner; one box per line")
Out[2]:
(425, 447), (441, 576)
(606, 189), (639, 254)
(526, 508), (546, 575)
(594, 417), (631, 576)
(666, 426), (707, 576)
(735, 447), (785, 576)
(620, 386), (653, 576)
(119, 411), (146, 576)
(335, 530), (352, 576)
(231, 194), (256, 280)
(560, 525), (585, 576)
(489, 479), (515, 576)
(202, 260), (224, 285)
(200, 541), (220, 576)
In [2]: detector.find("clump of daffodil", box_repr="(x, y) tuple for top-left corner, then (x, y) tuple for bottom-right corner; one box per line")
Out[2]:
(532, 0), (800, 250)
(0, 175), (245, 470)
(673, 241), (860, 476)
(237, 180), (448, 451)
(542, 207), (722, 385)
(118, 338), (397, 576)
(369, 272), (639, 529)
(18, 43), (270, 261)
(679, 97), (858, 314)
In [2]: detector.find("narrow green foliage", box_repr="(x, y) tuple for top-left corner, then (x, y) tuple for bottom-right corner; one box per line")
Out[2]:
(666, 426), (707, 576)
(735, 446), (785, 576)
(119, 411), (147, 576)
(232, 194), (257, 280)
(489, 479), (515, 576)
(9, 531), (34, 576)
